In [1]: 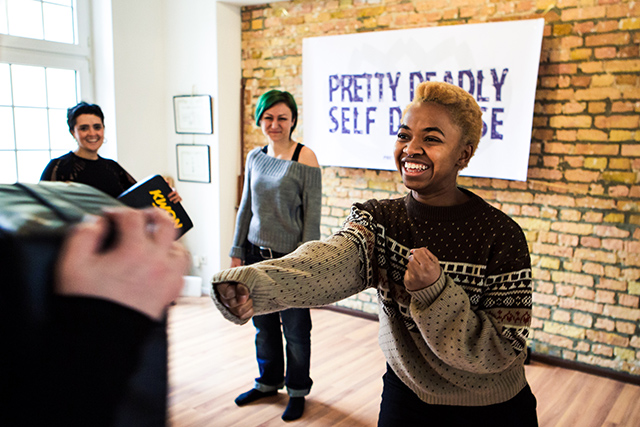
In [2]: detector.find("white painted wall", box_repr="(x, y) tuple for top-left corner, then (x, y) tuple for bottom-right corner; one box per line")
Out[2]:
(214, 2), (243, 277)
(110, 0), (167, 177)
(162, 0), (242, 287)
(89, 0), (117, 160)
(94, 0), (242, 290)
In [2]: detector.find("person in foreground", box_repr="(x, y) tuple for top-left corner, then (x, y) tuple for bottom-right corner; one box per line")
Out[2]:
(40, 101), (181, 202)
(2, 207), (190, 426)
(211, 81), (538, 426)
(229, 89), (322, 421)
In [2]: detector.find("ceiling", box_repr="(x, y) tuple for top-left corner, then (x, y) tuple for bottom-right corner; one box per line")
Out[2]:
(221, 0), (286, 5)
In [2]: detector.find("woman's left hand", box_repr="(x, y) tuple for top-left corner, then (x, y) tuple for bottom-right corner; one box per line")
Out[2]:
(168, 189), (182, 204)
(404, 247), (442, 291)
(56, 207), (190, 320)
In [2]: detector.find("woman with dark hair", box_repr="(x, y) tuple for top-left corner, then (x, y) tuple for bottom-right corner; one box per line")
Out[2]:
(229, 89), (322, 421)
(41, 102), (181, 202)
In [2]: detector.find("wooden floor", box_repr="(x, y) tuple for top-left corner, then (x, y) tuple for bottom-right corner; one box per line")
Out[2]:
(168, 297), (640, 427)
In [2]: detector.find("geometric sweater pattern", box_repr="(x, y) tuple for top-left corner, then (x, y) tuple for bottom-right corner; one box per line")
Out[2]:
(211, 189), (533, 406)
(343, 201), (531, 352)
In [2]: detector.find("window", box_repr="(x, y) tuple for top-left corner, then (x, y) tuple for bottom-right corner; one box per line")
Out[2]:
(0, 0), (92, 183)
(0, 0), (78, 44)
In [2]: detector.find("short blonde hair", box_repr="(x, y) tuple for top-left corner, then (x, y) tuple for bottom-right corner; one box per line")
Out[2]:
(403, 81), (483, 156)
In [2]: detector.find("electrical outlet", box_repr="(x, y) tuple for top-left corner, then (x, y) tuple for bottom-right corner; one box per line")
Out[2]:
(192, 255), (201, 268)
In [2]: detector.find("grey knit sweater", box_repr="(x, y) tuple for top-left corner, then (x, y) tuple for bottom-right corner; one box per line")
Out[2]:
(229, 147), (322, 259)
(213, 190), (532, 406)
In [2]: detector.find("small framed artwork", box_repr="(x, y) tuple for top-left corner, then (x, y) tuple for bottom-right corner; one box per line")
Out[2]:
(176, 144), (211, 183)
(173, 95), (213, 134)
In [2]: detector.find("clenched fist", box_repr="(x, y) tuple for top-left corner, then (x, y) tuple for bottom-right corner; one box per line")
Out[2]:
(215, 282), (254, 320)
(404, 247), (442, 291)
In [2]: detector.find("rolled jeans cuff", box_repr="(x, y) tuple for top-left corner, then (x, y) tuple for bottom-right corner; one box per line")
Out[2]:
(254, 380), (285, 393)
(287, 387), (311, 398)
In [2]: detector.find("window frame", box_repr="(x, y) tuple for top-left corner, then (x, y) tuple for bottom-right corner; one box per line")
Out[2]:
(0, 0), (93, 99)
(0, 0), (94, 183)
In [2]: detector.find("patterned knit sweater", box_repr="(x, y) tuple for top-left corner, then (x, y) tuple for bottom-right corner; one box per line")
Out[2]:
(211, 189), (532, 406)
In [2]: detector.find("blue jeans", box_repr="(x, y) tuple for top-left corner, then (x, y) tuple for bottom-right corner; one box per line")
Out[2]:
(378, 364), (538, 427)
(245, 249), (313, 397)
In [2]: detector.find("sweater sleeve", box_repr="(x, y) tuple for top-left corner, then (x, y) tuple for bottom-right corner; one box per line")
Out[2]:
(300, 165), (322, 243)
(408, 236), (532, 375)
(211, 229), (373, 325)
(229, 153), (254, 259)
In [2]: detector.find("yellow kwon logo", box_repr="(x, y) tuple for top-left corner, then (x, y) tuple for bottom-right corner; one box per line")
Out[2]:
(149, 189), (183, 229)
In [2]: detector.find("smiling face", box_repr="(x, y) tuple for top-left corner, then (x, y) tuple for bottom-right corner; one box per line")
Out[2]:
(71, 114), (104, 159)
(260, 102), (295, 145)
(394, 101), (474, 206)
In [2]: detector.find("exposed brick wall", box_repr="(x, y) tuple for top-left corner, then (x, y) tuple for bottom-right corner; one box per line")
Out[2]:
(239, 0), (640, 376)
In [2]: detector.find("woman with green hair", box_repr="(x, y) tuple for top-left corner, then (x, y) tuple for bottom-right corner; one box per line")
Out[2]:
(228, 89), (322, 421)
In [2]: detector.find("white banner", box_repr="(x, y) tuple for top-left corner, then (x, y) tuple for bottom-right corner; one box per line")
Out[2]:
(302, 19), (544, 181)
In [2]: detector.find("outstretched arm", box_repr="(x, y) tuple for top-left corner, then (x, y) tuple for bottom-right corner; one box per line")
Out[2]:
(211, 232), (372, 324)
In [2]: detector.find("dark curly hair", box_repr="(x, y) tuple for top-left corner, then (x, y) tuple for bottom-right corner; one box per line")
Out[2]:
(67, 102), (105, 132)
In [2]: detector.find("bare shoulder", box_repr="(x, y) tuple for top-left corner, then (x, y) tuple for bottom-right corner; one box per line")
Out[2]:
(298, 145), (320, 168)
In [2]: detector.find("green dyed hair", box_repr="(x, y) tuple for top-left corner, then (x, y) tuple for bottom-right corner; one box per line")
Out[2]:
(254, 90), (298, 136)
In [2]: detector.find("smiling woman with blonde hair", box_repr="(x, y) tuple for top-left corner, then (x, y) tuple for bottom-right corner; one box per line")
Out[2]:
(212, 81), (538, 427)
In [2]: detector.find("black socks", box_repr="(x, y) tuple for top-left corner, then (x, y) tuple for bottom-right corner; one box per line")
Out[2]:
(234, 389), (306, 421)
(234, 388), (277, 406)
(282, 396), (305, 421)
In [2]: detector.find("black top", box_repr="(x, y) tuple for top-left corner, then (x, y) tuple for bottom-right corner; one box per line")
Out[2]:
(261, 142), (304, 162)
(1, 295), (157, 426)
(41, 152), (137, 198)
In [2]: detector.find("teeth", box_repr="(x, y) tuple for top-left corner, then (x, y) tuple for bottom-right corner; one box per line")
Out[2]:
(404, 162), (429, 171)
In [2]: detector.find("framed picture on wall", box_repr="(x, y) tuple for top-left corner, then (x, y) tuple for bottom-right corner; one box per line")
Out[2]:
(173, 95), (213, 134)
(176, 144), (211, 183)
